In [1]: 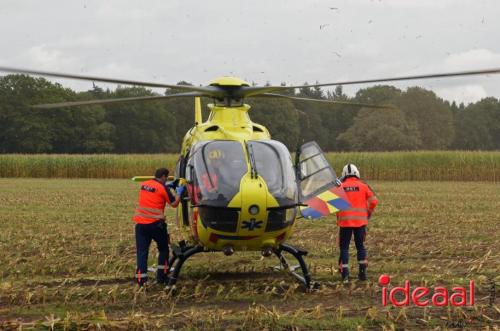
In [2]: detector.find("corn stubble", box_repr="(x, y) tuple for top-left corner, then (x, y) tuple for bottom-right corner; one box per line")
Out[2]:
(0, 179), (499, 330)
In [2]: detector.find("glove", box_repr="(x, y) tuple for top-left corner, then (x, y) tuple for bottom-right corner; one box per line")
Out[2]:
(175, 185), (186, 196)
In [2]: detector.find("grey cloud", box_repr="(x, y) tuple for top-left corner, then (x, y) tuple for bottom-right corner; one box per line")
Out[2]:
(0, 0), (499, 104)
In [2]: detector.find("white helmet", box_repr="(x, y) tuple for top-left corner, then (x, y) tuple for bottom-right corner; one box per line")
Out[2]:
(342, 164), (360, 178)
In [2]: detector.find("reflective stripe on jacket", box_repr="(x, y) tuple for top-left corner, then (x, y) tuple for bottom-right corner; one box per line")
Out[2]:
(337, 177), (378, 228)
(133, 179), (172, 224)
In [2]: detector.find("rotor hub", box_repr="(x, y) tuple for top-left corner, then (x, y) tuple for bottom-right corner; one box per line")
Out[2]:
(209, 76), (250, 87)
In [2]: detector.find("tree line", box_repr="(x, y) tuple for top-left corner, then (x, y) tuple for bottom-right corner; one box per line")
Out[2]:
(0, 74), (499, 153)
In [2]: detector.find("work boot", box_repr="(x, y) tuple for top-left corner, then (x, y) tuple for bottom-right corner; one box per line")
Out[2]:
(135, 270), (148, 287)
(137, 278), (148, 287)
(358, 264), (367, 281)
(340, 267), (350, 284)
(342, 275), (349, 284)
(156, 274), (171, 285)
(156, 268), (168, 285)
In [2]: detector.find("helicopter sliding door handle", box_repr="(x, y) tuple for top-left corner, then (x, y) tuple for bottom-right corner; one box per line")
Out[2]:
(266, 203), (307, 211)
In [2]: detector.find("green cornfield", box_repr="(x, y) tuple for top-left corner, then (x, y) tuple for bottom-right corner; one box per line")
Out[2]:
(0, 151), (499, 181)
(326, 151), (500, 181)
(0, 154), (178, 179)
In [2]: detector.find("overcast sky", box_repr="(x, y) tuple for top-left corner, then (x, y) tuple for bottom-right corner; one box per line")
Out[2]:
(1, 0), (499, 104)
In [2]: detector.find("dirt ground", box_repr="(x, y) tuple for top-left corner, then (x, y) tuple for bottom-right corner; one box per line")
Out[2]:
(0, 179), (498, 330)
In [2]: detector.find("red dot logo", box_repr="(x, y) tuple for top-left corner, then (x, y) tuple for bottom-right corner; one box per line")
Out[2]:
(379, 274), (391, 286)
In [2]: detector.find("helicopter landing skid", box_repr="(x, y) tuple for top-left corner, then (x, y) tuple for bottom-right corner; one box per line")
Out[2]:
(166, 244), (205, 287)
(273, 244), (313, 289)
(165, 242), (315, 290)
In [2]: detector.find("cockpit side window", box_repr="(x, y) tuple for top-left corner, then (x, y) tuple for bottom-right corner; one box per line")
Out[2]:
(247, 140), (298, 205)
(190, 140), (248, 207)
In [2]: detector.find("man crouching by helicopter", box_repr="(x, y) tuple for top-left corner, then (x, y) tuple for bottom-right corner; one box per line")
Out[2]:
(337, 164), (378, 283)
(133, 168), (186, 286)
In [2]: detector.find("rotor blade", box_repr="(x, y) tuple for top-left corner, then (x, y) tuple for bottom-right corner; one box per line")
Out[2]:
(236, 86), (288, 98)
(32, 91), (204, 109)
(0, 66), (221, 95)
(258, 93), (392, 109)
(289, 67), (500, 89)
(240, 67), (500, 95)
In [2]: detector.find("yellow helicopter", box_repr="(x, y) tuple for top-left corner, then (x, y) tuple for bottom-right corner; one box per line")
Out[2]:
(1, 66), (499, 288)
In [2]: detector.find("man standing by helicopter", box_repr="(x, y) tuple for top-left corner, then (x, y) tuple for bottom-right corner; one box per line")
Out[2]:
(133, 168), (186, 286)
(337, 164), (378, 283)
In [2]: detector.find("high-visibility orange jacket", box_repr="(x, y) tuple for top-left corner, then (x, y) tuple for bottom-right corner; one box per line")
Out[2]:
(133, 179), (179, 224)
(336, 177), (378, 228)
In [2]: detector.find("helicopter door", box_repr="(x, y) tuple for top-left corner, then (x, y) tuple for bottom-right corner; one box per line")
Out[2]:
(296, 141), (350, 219)
(176, 154), (191, 227)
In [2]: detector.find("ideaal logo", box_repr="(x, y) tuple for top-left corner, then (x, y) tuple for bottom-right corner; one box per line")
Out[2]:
(379, 274), (475, 307)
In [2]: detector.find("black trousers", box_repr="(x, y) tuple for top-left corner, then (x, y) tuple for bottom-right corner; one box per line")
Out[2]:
(338, 226), (367, 270)
(135, 220), (169, 283)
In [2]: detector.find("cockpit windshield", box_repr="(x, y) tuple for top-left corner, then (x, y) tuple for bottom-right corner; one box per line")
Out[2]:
(247, 140), (298, 205)
(189, 140), (248, 207)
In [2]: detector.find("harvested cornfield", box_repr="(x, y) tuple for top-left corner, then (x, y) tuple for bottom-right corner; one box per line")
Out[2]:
(1, 151), (499, 181)
(0, 179), (498, 330)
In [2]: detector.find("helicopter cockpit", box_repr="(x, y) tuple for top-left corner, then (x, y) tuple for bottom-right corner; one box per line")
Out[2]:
(246, 140), (298, 206)
(186, 139), (298, 208)
(188, 140), (248, 207)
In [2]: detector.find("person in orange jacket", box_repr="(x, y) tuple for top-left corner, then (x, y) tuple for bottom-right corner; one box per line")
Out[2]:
(337, 164), (378, 283)
(133, 168), (186, 286)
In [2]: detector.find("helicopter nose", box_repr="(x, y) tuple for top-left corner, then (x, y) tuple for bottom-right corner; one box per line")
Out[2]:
(239, 175), (268, 227)
(248, 204), (260, 216)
